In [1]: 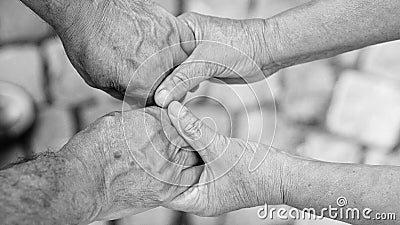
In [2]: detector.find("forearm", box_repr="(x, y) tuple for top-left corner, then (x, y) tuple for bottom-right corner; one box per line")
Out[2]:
(0, 148), (100, 225)
(264, 0), (400, 69)
(285, 157), (400, 224)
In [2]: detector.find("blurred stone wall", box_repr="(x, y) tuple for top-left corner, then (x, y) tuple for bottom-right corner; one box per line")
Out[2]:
(1, 0), (400, 225)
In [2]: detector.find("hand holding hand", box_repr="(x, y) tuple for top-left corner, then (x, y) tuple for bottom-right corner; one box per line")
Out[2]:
(155, 13), (282, 107)
(165, 102), (290, 216)
(63, 107), (201, 221)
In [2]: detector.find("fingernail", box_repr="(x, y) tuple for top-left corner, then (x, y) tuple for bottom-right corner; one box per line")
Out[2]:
(156, 89), (171, 107)
(169, 101), (187, 119)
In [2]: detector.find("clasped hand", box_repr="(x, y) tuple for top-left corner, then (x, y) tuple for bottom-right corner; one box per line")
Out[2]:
(52, 0), (289, 220)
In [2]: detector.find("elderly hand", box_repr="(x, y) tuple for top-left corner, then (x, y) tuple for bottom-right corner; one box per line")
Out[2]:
(63, 107), (201, 221)
(165, 102), (290, 216)
(155, 13), (282, 107)
(53, 0), (194, 106)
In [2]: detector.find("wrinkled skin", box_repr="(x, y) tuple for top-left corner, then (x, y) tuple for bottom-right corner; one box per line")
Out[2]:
(166, 102), (286, 217)
(56, 0), (195, 106)
(64, 107), (201, 220)
(155, 12), (282, 107)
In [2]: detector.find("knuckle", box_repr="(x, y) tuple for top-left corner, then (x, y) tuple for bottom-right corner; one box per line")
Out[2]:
(171, 73), (191, 91)
(183, 118), (203, 140)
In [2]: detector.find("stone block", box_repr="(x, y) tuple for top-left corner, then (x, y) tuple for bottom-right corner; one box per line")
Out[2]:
(43, 38), (107, 106)
(281, 60), (336, 124)
(30, 105), (74, 153)
(364, 150), (400, 166)
(297, 132), (363, 163)
(0, 0), (51, 43)
(362, 40), (400, 82)
(0, 45), (44, 103)
(327, 70), (400, 149)
(81, 96), (122, 128)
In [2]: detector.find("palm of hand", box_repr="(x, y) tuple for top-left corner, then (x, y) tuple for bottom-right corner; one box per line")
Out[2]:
(169, 138), (264, 217)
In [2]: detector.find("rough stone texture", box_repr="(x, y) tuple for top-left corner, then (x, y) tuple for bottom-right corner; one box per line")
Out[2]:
(361, 40), (400, 82)
(0, 0), (51, 43)
(43, 38), (106, 106)
(30, 106), (74, 153)
(186, 0), (252, 18)
(0, 45), (44, 103)
(297, 132), (363, 163)
(281, 60), (336, 124)
(327, 70), (400, 149)
(120, 207), (176, 225)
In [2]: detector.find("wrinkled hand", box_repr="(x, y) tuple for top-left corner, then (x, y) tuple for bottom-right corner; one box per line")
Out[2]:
(165, 102), (288, 216)
(56, 0), (194, 106)
(155, 13), (282, 107)
(64, 107), (201, 221)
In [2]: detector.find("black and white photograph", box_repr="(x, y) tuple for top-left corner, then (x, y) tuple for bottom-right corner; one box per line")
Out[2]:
(0, 0), (399, 224)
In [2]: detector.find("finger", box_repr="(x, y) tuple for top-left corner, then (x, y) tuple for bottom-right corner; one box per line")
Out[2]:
(166, 166), (204, 211)
(176, 149), (203, 167)
(155, 44), (228, 108)
(167, 101), (224, 163)
(178, 12), (202, 56)
(176, 13), (196, 56)
(177, 165), (203, 189)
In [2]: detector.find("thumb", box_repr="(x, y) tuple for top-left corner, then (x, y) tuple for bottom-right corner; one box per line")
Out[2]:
(155, 44), (225, 108)
(167, 101), (224, 163)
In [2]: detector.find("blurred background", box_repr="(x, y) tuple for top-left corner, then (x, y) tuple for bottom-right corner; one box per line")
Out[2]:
(1, 0), (400, 224)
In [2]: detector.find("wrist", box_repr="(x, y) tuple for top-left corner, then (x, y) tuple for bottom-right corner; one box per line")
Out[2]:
(253, 145), (297, 206)
(280, 153), (313, 207)
(58, 138), (106, 222)
(259, 18), (290, 74)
